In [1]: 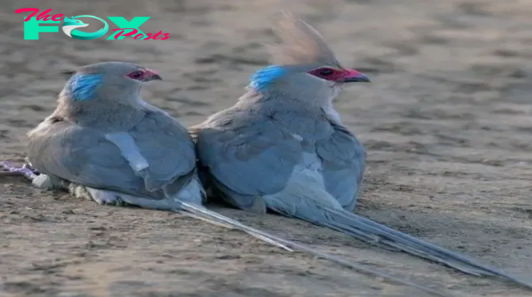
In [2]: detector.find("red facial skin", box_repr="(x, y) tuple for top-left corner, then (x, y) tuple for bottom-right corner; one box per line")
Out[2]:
(126, 68), (161, 81)
(307, 67), (365, 82)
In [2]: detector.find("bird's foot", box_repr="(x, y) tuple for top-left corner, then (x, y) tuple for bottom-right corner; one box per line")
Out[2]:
(32, 174), (68, 190)
(69, 184), (128, 207)
(0, 161), (39, 181)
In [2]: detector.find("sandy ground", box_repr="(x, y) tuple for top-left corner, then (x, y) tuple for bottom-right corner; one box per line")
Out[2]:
(1, 0), (532, 296)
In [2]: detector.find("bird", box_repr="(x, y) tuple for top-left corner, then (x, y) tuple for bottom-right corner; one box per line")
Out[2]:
(5, 61), (454, 296)
(191, 12), (531, 289)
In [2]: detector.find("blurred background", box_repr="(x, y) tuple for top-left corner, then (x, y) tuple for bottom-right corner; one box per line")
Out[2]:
(1, 1), (532, 296)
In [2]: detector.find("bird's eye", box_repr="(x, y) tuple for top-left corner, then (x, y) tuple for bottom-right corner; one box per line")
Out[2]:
(129, 71), (144, 79)
(319, 68), (334, 76)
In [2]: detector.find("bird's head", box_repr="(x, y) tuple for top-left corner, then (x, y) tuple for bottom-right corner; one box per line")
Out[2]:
(61, 61), (162, 105)
(248, 12), (369, 100)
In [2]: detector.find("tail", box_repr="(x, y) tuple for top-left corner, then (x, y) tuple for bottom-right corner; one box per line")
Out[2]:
(179, 202), (294, 251)
(175, 201), (454, 297)
(312, 206), (532, 290)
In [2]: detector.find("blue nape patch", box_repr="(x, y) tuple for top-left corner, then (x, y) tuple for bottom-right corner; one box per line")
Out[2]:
(249, 65), (287, 91)
(68, 73), (103, 101)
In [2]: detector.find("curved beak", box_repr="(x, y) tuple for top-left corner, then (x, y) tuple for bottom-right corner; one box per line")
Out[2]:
(343, 70), (370, 83)
(144, 68), (163, 81)
(151, 73), (163, 81)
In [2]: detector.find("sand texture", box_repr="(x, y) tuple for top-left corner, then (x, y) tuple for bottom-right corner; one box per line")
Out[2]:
(1, 0), (532, 296)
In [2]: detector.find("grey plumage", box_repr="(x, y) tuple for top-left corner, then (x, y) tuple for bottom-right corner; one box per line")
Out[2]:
(23, 62), (458, 295)
(193, 12), (532, 290)
(26, 61), (296, 251)
(29, 106), (196, 200)
(28, 62), (199, 205)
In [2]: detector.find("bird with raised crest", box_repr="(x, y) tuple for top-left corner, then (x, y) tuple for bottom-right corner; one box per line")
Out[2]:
(190, 12), (532, 290)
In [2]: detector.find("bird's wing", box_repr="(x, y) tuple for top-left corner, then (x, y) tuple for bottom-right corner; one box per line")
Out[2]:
(128, 110), (197, 196)
(28, 111), (196, 198)
(28, 117), (149, 196)
(315, 122), (366, 211)
(196, 112), (302, 210)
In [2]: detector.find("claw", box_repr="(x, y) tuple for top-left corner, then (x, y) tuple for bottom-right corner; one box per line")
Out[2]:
(0, 161), (40, 181)
(24, 157), (33, 168)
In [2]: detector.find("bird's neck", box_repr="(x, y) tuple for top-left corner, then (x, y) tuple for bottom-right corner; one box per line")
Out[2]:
(54, 95), (146, 131)
(236, 88), (342, 126)
(241, 83), (339, 116)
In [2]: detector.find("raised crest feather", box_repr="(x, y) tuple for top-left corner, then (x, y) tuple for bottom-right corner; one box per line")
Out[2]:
(266, 11), (341, 67)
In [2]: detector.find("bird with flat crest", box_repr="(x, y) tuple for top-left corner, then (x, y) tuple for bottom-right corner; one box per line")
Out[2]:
(191, 12), (532, 290)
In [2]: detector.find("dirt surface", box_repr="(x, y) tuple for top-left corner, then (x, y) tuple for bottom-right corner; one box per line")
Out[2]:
(1, 0), (532, 296)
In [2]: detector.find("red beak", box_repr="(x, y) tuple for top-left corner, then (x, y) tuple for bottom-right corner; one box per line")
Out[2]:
(343, 69), (370, 83)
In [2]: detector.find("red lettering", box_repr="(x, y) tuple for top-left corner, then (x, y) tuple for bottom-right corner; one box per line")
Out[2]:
(122, 29), (138, 37)
(51, 14), (64, 21)
(151, 31), (162, 40)
(111, 29), (126, 40)
(115, 30), (171, 41)
(16, 8), (64, 22)
(143, 33), (153, 40)
(111, 28), (138, 40)
(36, 9), (53, 21)
(15, 8), (39, 22)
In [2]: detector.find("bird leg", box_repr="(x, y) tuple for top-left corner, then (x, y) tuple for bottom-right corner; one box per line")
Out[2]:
(0, 161), (40, 180)
(68, 184), (130, 207)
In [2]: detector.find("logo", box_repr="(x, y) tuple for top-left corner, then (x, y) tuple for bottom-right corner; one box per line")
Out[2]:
(62, 16), (109, 40)
(16, 8), (171, 40)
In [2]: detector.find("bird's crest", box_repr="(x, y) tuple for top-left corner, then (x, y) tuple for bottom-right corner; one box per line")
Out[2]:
(266, 11), (341, 67)
(248, 12), (343, 91)
(67, 73), (103, 101)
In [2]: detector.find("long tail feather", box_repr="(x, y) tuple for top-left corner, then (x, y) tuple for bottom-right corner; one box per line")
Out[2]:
(177, 202), (455, 297)
(317, 207), (532, 290)
(179, 207), (294, 251)
(1, 161), (454, 295)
